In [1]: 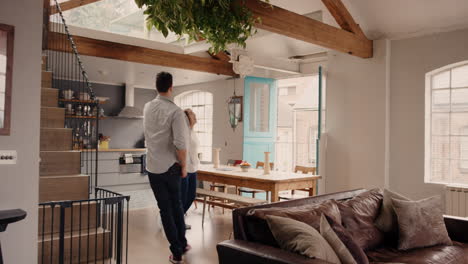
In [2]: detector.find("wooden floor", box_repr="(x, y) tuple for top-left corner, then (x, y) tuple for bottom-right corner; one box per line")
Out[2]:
(128, 205), (233, 264)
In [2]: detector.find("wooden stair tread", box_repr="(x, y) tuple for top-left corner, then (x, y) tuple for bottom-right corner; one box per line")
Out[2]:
(40, 151), (81, 176)
(40, 128), (73, 151)
(39, 175), (89, 203)
(41, 107), (65, 128)
(41, 88), (59, 107)
(38, 201), (98, 236)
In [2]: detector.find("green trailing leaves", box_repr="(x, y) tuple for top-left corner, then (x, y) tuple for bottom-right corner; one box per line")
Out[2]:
(134, 0), (268, 54)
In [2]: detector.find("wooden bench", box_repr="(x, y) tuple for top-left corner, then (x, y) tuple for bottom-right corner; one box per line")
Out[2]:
(196, 188), (266, 226)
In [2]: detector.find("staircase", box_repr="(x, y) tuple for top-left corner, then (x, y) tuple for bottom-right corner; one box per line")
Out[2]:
(38, 55), (111, 264)
(38, 1), (130, 263)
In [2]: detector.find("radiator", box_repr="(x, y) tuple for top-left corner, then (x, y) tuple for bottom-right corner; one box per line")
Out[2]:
(446, 186), (468, 217)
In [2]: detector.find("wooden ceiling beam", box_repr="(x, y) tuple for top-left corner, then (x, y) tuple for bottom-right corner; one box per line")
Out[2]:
(208, 51), (231, 62)
(47, 32), (236, 76)
(50, 0), (104, 15)
(321, 0), (366, 38)
(244, 0), (372, 58)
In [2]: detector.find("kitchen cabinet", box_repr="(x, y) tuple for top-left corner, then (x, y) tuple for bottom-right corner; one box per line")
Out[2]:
(81, 149), (149, 190)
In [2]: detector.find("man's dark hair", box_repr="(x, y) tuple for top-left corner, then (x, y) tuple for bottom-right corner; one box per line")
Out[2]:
(156, 72), (173, 93)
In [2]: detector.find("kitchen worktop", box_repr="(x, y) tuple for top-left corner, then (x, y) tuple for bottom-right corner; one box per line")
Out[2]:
(83, 148), (146, 152)
(100, 148), (146, 152)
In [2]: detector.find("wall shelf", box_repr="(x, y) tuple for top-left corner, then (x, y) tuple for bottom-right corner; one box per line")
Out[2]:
(59, 99), (106, 104)
(65, 115), (106, 120)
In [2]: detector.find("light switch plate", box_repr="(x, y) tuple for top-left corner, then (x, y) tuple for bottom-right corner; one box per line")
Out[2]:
(0, 150), (17, 164)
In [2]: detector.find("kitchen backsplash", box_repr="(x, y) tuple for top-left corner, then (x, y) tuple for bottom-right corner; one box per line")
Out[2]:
(53, 79), (156, 149)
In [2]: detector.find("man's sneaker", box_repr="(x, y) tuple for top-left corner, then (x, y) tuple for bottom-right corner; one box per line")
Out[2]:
(169, 255), (183, 264)
(185, 224), (191, 230)
(184, 244), (192, 253)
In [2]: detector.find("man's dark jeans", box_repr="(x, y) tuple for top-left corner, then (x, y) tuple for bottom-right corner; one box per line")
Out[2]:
(148, 163), (187, 258)
(181, 172), (197, 213)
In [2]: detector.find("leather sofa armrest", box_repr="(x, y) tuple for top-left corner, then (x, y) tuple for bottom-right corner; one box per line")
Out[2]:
(216, 240), (332, 264)
(445, 215), (468, 243)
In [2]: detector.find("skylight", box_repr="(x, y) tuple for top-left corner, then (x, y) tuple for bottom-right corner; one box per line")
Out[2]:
(51, 0), (186, 45)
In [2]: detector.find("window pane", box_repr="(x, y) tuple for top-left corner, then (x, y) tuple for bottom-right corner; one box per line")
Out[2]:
(450, 136), (468, 160)
(432, 71), (450, 89)
(432, 113), (450, 135)
(0, 75), (5, 93)
(432, 159), (450, 182)
(249, 83), (270, 132)
(452, 65), (468, 88)
(450, 113), (468, 135)
(432, 136), (450, 160)
(432, 90), (450, 112)
(174, 90), (213, 161)
(450, 159), (468, 185)
(0, 92), (4, 111)
(451, 88), (468, 112)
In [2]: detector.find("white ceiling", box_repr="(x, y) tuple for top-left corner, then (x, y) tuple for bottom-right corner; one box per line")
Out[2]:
(60, 0), (468, 88)
(273, 0), (468, 40)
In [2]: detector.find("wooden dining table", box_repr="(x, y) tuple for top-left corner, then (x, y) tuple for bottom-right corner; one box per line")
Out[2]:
(197, 165), (322, 202)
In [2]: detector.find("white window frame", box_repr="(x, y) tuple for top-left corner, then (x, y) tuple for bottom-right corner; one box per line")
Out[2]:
(425, 61), (468, 186)
(174, 90), (213, 162)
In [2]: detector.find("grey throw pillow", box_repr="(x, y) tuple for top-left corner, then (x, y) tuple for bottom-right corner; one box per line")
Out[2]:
(266, 215), (341, 264)
(392, 196), (452, 250)
(375, 189), (410, 233)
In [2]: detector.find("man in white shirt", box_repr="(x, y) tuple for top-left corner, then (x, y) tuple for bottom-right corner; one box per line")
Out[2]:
(143, 72), (190, 264)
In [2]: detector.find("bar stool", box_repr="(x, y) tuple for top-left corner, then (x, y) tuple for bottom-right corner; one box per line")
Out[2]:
(0, 209), (27, 263)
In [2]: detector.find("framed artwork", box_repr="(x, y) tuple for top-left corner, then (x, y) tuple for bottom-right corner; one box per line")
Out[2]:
(0, 23), (14, 136)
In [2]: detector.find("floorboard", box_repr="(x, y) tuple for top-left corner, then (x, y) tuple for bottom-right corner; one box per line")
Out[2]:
(127, 204), (232, 264)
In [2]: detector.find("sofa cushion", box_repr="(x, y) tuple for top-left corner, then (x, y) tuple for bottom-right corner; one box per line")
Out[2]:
(266, 215), (341, 263)
(246, 200), (342, 246)
(337, 189), (384, 251)
(366, 244), (467, 264)
(375, 189), (410, 234)
(320, 214), (368, 264)
(392, 196), (452, 250)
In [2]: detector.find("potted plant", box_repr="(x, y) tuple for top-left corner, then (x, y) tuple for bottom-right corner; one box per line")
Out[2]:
(134, 0), (269, 54)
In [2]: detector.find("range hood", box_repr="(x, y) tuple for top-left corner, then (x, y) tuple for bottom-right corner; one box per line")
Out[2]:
(116, 84), (143, 119)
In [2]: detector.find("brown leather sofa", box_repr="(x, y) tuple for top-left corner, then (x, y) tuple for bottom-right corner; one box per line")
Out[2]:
(217, 189), (468, 264)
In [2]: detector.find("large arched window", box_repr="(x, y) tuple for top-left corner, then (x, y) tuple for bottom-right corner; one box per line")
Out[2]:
(175, 90), (213, 162)
(426, 62), (468, 186)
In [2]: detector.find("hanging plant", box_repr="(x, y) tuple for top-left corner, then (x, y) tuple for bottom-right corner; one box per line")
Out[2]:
(134, 0), (269, 54)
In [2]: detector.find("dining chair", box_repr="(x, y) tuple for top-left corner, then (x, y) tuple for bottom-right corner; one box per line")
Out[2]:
(279, 165), (317, 200)
(238, 162), (274, 201)
(208, 159), (242, 213)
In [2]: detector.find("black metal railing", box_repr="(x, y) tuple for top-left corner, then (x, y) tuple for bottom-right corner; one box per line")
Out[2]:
(46, 0), (100, 191)
(38, 189), (130, 264)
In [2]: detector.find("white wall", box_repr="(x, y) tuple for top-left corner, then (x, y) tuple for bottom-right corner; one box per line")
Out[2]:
(174, 78), (245, 164)
(0, 0), (42, 263)
(324, 40), (390, 193)
(389, 28), (468, 199)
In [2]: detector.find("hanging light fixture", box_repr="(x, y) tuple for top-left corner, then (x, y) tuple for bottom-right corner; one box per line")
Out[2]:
(228, 79), (243, 131)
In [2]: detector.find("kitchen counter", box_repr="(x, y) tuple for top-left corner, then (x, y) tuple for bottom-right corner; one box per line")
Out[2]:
(83, 148), (146, 152)
(99, 148), (146, 152)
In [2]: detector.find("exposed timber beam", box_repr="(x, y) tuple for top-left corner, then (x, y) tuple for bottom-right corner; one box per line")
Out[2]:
(48, 32), (236, 76)
(208, 51), (231, 62)
(51, 0), (104, 15)
(321, 0), (366, 38)
(244, 0), (373, 58)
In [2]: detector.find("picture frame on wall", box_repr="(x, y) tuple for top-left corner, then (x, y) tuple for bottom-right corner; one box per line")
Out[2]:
(0, 23), (14, 136)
